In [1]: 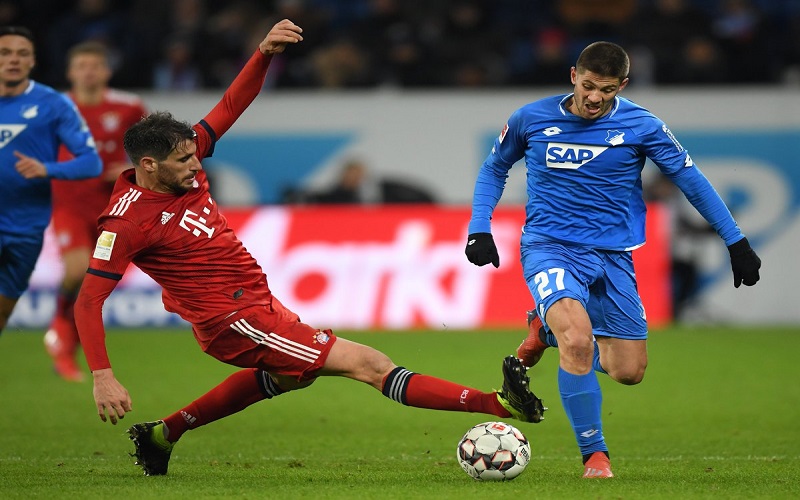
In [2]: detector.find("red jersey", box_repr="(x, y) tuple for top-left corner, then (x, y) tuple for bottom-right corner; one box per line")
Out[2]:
(52, 89), (147, 218)
(75, 49), (274, 372)
(92, 166), (273, 325)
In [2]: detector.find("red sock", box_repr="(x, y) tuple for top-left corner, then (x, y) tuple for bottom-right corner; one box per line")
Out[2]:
(162, 369), (269, 442)
(386, 370), (511, 418)
(47, 291), (79, 354)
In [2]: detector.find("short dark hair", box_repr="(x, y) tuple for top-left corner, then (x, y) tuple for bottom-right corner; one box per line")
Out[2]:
(0, 26), (34, 44)
(575, 41), (629, 81)
(123, 111), (195, 163)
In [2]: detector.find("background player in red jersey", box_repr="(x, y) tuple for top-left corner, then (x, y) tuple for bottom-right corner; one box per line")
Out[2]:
(45, 42), (147, 382)
(73, 19), (544, 476)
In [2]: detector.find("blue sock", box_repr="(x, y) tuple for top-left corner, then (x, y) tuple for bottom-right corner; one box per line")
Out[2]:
(558, 367), (608, 457)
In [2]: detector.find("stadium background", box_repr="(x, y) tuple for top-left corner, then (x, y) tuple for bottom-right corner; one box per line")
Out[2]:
(5, 0), (799, 329)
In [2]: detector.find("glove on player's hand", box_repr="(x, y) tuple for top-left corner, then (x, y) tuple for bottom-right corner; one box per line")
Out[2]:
(728, 237), (761, 288)
(465, 233), (499, 268)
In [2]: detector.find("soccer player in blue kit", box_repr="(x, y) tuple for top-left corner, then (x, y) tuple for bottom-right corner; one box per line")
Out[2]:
(0, 27), (101, 338)
(465, 41), (761, 478)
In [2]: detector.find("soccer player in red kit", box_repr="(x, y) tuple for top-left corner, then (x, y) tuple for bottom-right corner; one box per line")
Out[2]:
(46, 42), (147, 381)
(74, 19), (545, 476)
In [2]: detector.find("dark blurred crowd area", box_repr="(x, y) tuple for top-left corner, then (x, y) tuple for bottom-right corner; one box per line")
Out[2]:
(6, 0), (800, 90)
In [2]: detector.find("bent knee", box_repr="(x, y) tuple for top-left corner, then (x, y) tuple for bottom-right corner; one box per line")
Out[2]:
(609, 366), (646, 385)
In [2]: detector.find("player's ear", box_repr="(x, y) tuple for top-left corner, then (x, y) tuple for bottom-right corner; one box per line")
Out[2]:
(618, 77), (629, 92)
(141, 157), (157, 172)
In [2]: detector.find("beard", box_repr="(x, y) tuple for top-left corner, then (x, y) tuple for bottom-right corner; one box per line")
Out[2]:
(2, 78), (24, 88)
(156, 169), (195, 194)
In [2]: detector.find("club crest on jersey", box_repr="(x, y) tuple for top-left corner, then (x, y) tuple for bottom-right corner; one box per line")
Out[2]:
(101, 112), (121, 132)
(21, 105), (38, 119)
(605, 130), (625, 146)
(313, 330), (330, 345)
(546, 142), (608, 169)
(0, 124), (26, 149)
(93, 231), (117, 261)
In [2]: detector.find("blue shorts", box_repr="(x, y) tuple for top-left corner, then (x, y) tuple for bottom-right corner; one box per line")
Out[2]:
(521, 241), (648, 340)
(0, 231), (44, 299)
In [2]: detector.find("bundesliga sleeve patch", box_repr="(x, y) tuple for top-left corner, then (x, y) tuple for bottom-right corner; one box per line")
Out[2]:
(93, 231), (117, 261)
(498, 123), (509, 144)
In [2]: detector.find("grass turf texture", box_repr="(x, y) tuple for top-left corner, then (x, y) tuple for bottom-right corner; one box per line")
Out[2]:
(1, 326), (798, 499)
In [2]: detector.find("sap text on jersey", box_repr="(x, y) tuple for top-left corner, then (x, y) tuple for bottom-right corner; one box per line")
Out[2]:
(545, 143), (608, 169)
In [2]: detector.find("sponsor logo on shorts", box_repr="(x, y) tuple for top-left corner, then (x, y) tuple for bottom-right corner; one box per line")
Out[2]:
(313, 330), (330, 345)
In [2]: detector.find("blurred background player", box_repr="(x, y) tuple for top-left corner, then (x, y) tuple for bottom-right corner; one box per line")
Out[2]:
(0, 27), (100, 340)
(44, 41), (146, 382)
(465, 41), (761, 478)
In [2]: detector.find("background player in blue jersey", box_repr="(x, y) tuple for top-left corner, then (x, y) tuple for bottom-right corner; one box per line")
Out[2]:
(465, 41), (761, 478)
(0, 27), (101, 340)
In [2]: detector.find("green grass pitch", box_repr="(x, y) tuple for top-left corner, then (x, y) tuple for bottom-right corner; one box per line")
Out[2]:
(1, 326), (798, 499)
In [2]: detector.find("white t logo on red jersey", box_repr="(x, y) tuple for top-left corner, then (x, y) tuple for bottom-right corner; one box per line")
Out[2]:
(179, 208), (215, 238)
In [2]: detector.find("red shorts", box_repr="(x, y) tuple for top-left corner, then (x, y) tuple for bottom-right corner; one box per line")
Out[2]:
(193, 297), (336, 382)
(51, 208), (99, 253)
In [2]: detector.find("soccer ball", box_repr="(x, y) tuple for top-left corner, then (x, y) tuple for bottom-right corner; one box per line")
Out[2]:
(456, 421), (531, 481)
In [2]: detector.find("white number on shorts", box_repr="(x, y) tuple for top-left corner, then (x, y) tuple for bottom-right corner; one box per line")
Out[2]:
(534, 267), (566, 299)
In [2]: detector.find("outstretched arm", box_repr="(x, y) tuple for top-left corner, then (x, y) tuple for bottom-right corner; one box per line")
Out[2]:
(197, 19), (303, 152)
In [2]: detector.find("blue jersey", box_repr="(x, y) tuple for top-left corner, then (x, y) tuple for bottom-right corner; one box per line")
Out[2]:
(0, 81), (101, 236)
(469, 94), (743, 251)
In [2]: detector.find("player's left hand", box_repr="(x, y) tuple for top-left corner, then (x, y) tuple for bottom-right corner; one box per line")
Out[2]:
(91, 368), (133, 425)
(465, 232), (500, 268)
(728, 237), (761, 288)
(13, 151), (47, 179)
(259, 19), (303, 55)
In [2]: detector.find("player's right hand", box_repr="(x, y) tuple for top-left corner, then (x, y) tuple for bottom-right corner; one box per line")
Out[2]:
(465, 232), (500, 268)
(259, 19), (303, 55)
(91, 368), (133, 425)
(13, 151), (47, 179)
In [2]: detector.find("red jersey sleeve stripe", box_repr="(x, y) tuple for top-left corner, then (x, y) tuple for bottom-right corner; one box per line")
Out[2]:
(87, 268), (124, 280)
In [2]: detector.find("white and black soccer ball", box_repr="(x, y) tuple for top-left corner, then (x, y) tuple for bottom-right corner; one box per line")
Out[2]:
(456, 421), (531, 481)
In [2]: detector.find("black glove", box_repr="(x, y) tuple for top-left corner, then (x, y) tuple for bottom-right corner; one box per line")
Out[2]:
(465, 232), (499, 268)
(728, 237), (761, 288)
